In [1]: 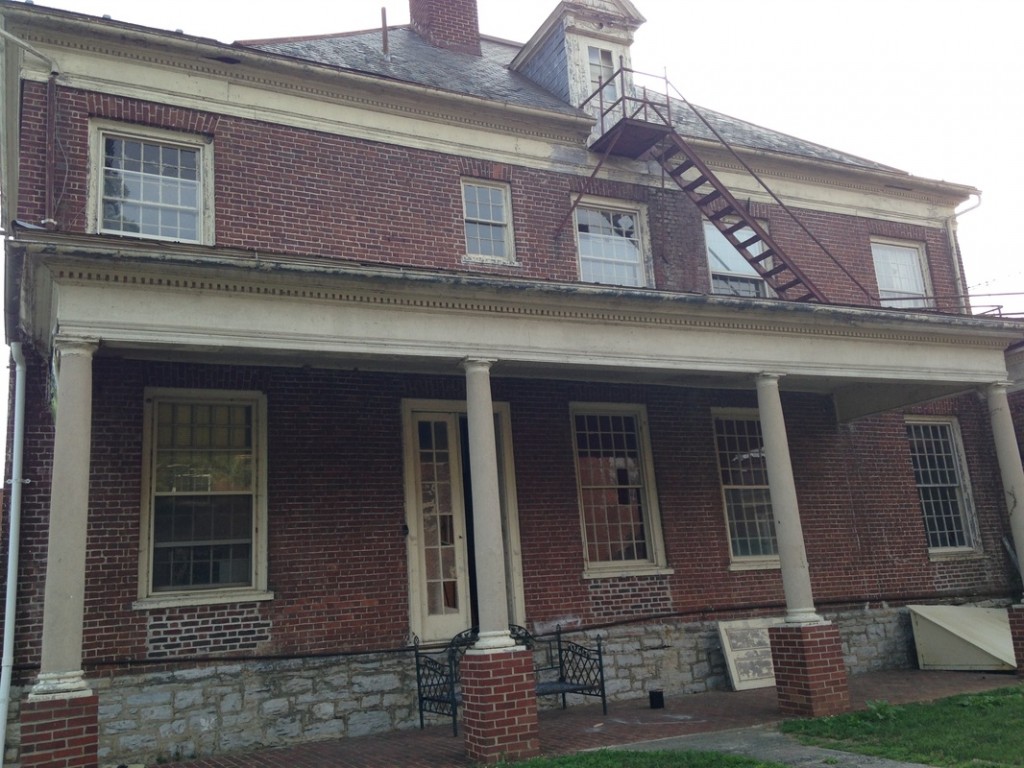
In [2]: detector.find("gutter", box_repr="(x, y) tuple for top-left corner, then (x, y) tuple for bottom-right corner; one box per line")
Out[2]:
(0, 342), (28, 763)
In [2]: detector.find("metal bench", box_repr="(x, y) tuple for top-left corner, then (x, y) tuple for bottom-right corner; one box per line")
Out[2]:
(414, 624), (606, 735)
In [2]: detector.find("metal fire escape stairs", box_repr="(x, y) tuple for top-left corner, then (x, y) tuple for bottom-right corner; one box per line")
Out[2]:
(574, 69), (873, 304)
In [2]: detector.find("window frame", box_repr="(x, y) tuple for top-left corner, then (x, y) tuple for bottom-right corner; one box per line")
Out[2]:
(135, 388), (272, 610)
(90, 120), (215, 245)
(587, 45), (618, 103)
(703, 219), (771, 299)
(461, 178), (517, 265)
(569, 402), (669, 578)
(574, 198), (651, 288)
(871, 238), (933, 309)
(712, 409), (780, 569)
(904, 416), (980, 556)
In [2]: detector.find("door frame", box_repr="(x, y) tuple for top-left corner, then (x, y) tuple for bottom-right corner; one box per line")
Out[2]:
(402, 398), (526, 643)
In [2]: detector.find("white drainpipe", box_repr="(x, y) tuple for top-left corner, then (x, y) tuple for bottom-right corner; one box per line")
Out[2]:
(1, 342), (28, 763)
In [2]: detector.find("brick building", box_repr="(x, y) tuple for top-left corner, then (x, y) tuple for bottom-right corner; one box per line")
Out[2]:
(2, 0), (1024, 765)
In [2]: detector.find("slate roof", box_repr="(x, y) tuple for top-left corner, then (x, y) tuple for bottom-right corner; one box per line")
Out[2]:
(240, 26), (899, 174)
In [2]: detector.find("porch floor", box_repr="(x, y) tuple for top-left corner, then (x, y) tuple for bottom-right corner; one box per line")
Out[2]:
(171, 670), (1017, 768)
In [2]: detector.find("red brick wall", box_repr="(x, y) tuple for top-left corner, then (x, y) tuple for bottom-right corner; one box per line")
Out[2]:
(4, 353), (1014, 673)
(19, 695), (99, 768)
(15, 84), (961, 310)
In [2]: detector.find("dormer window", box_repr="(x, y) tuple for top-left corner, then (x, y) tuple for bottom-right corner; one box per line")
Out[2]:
(588, 46), (618, 102)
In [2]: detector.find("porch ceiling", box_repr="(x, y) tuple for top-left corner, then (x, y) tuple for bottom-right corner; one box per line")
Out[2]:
(13, 237), (1024, 422)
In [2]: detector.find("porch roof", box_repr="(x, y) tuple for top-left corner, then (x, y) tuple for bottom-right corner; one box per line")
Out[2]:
(11, 233), (1024, 422)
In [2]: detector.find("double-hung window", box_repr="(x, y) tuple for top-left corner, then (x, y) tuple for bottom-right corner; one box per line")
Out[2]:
(571, 404), (667, 574)
(462, 180), (515, 262)
(871, 240), (932, 308)
(905, 418), (978, 552)
(704, 220), (768, 298)
(576, 203), (647, 287)
(713, 412), (779, 563)
(94, 122), (212, 244)
(138, 389), (269, 607)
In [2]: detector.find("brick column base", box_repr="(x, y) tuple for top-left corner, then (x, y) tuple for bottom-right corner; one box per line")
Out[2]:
(769, 622), (850, 717)
(19, 694), (99, 768)
(461, 647), (539, 764)
(1010, 604), (1024, 675)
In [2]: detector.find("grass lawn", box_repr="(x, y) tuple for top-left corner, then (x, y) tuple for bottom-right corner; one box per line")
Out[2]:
(505, 752), (786, 768)
(780, 683), (1024, 767)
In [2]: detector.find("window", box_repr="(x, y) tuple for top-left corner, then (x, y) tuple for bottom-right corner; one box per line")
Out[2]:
(576, 204), (647, 287)
(704, 220), (768, 298)
(713, 412), (779, 562)
(571, 404), (667, 574)
(138, 389), (270, 607)
(588, 46), (617, 102)
(905, 418), (978, 552)
(871, 241), (931, 308)
(462, 180), (515, 262)
(93, 122), (212, 244)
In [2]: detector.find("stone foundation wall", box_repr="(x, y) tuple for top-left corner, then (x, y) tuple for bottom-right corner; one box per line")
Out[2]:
(1, 606), (922, 766)
(92, 651), (418, 765)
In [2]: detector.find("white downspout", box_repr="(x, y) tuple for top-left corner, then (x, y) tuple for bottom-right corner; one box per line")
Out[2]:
(1, 342), (28, 763)
(947, 193), (981, 314)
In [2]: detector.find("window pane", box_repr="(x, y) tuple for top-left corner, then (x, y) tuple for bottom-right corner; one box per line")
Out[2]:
(705, 221), (768, 297)
(577, 206), (644, 287)
(714, 415), (778, 558)
(573, 410), (650, 563)
(872, 242), (930, 308)
(151, 398), (256, 592)
(463, 182), (510, 259)
(101, 135), (202, 243)
(906, 421), (973, 549)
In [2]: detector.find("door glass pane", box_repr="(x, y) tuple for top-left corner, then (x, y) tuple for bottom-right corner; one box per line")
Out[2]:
(418, 419), (460, 615)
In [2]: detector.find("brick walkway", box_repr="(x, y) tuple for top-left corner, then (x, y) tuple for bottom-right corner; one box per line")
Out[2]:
(173, 670), (1019, 768)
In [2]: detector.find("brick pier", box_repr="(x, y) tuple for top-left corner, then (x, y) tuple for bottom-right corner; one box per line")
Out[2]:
(460, 647), (539, 764)
(769, 621), (850, 717)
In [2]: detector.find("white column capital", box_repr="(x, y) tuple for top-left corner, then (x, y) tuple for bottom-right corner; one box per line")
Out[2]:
(985, 381), (1013, 396)
(461, 357), (497, 372)
(53, 337), (99, 358)
(756, 372), (785, 385)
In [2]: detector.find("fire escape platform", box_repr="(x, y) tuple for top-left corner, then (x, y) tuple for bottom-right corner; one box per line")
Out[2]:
(589, 118), (674, 159)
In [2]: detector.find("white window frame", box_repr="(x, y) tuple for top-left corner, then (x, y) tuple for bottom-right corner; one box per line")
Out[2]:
(704, 219), (771, 299)
(90, 119), (215, 245)
(570, 403), (669, 578)
(712, 409), (780, 570)
(574, 198), (651, 288)
(461, 179), (516, 264)
(587, 45), (618, 103)
(871, 239), (933, 308)
(135, 388), (272, 610)
(904, 416), (980, 556)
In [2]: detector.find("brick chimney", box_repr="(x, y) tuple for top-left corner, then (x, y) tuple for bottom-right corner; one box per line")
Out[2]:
(409, 0), (482, 55)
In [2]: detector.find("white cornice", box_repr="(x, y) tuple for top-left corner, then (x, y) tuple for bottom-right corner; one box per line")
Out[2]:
(19, 238), (1020, 352)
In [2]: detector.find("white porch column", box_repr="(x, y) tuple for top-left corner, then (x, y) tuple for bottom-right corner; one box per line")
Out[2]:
(756, 373), (822, 624)
(985, 382), (1024, 586)
(31, 339), (97, 699)
(462, 358), (513, 649)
